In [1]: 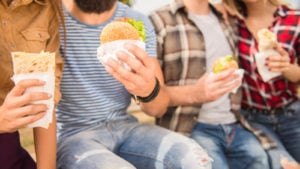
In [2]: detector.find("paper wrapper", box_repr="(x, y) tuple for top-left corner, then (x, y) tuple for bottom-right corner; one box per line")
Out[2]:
(256, 29), (281, 82)
(11, 52), (55, 129)
(212, 69), (244, 94)
(231, 69), (244, 93)
(97, 40), (145, 70)
(255, 50), (281, 82)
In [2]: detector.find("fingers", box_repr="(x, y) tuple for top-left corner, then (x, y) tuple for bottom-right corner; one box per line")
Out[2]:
(203, 70), (241, 101)
(14, 104), (48, 119)
(9, 79), (46, 97)
(5, 91), (52, 109)
(13, 111), (46, 131)
(267, 47), (290, 72)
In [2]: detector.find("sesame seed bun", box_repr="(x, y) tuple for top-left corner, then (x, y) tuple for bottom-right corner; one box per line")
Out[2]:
(100, 21), (140, 44)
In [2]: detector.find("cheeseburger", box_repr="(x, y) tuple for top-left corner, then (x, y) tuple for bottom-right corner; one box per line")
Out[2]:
(212, 55), (238, 74)
(100, 17), (146, 44)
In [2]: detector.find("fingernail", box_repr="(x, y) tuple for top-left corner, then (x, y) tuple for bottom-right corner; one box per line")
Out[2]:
(48, 93), (52, 98)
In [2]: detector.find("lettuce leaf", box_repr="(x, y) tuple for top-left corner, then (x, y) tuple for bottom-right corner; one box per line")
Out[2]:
(127, 19), (146, 42)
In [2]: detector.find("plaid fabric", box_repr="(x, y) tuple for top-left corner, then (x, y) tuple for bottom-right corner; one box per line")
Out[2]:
(149, 0), (277, 149)
(149, 0), (238, 135)
(238, 6), (300, 110)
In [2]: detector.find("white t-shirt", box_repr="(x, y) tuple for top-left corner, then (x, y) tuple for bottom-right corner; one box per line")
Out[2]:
(188, 12), (236, 124)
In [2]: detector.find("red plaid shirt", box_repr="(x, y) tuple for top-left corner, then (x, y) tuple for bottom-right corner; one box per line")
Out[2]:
(238, 6), (300, 110)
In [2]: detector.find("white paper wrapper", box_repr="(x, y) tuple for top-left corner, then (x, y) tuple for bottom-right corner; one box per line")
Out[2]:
(255, 50), (282, 82)
(231, 69), (244, 93)
(211, 69), (244, 94)
(12, 72), (55, 128)
(97, 40), (145, 70)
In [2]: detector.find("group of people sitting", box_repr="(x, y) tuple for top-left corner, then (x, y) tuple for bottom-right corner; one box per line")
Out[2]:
(0, 0), (300, 169)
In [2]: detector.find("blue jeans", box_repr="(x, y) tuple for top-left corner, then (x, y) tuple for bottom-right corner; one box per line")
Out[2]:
(241, 100), (300, 169)
(57, 114), (212, 169)
(190, 122), (269, 169)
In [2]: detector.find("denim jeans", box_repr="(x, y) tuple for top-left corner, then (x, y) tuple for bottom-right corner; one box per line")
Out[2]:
(190, 122), (269, 169)
(241, 100), (300, 169)
(57, 114), (212, 169)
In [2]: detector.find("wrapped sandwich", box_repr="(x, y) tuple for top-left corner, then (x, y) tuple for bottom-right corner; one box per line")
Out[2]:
(212, 55), (244, 93)
(97, 18), (146, 70)
(11, 51), (55, 128)
(255, 28), (281, 82)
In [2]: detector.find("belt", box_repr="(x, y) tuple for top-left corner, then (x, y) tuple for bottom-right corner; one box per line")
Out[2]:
(243, 101), (296, 115)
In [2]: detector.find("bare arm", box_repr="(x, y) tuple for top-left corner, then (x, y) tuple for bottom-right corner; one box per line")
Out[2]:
(167, 69), (241, 107)
(34, 111), (56, 169)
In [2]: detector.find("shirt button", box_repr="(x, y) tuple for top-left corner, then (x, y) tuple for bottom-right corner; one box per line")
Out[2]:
(2, 20), (8, 27)
(10, 42), (15, 49)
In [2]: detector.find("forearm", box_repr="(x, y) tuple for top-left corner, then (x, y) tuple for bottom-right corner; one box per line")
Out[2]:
(166, 85), (203, 107)
(34, 112), (56, 169)
(140, 85), (170, 117)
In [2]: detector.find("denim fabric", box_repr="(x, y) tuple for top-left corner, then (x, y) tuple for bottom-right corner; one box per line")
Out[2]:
(241, 100), (300, 169)
(57, 114), (212, 169)
(190, 122), (268, 169)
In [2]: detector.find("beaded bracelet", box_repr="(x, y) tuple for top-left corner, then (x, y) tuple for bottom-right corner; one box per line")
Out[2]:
(134, 77), (160, 103)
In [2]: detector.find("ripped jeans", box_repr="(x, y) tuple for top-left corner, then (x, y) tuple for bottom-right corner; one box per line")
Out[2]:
(57, 115), (212, 169)
(190, 122), (269, 169)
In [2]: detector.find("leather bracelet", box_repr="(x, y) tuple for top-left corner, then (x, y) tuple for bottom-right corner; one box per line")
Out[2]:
(136, 77), (160, 103)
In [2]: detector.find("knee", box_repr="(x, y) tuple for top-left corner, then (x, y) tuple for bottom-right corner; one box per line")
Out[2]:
(245, 145), (268, 164)
(166, 138), (213, 169)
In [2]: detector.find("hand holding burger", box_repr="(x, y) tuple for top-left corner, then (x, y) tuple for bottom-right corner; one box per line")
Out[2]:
(212, 55), (243, 93)
(98, 18), (162, 105)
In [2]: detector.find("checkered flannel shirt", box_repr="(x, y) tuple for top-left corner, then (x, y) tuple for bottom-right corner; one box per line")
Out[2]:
(149, 0), (277, 149)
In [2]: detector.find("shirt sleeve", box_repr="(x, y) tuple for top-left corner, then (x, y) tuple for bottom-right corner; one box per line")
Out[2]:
(144, 17), (157, 58)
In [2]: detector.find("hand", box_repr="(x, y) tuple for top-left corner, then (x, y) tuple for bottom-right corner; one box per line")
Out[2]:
(105, 43), (157, 97)
(193, 69), (241, 103)
(266, 45), (291, 73)
(0, 79), (51, 133)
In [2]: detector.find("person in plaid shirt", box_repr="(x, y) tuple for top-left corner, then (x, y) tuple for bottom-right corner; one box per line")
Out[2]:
(149, 0), (270, 168)
(224, 0), (300, 168)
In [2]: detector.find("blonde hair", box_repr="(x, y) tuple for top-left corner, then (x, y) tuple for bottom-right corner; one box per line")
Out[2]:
(224, 0), (290, 18)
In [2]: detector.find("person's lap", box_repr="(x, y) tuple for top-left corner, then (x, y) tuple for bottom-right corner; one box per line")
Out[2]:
(190, 122), (268, 169)
(57, 115), (212, 169)
(241, 101), (300, 168)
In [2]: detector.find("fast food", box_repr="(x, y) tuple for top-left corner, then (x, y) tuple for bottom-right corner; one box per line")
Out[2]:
(257, 28), (278, 52)
(212, 55), (238, 74)
(100, 17), (146, 44)
(12, 51), (55, 74)
(97, 18), (146, 70)
(11, 51), (55, 128)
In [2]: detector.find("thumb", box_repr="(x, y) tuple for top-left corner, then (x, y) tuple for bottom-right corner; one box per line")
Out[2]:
(274, 45), (288, 58)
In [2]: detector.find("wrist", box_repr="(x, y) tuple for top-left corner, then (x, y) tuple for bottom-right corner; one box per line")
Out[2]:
(135, 77), (160, 103)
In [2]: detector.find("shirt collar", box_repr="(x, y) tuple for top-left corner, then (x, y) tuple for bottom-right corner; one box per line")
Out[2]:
(2, 0), (46, 9)
(170, 0), (223, 19)
(274, 5), (288, 18)
(170, 0), (185, 14)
